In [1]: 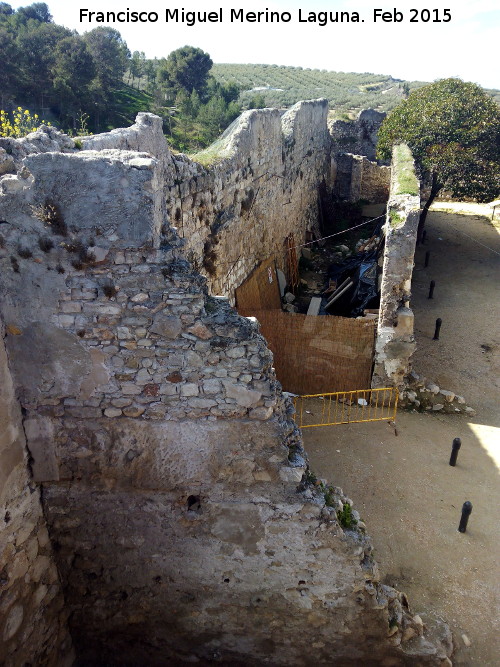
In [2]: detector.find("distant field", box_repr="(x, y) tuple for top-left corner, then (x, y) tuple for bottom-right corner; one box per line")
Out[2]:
(210, 63), (500, 116)
(211, 63), (421, 116)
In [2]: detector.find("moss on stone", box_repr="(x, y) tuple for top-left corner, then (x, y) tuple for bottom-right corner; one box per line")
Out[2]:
(392, 144), (419, 196)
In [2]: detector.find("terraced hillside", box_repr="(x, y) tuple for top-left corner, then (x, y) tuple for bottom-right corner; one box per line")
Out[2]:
(211, 63), (500, 116)
(211, 63), (421, 115)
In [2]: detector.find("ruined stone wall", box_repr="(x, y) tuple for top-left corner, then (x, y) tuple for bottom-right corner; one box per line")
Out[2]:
(329, 109), (390, 204)
(372, 145), (420, 390)
(81, 102), (332, 299)
(0, 327), (74, 667)
(0, 121), (452, 665)
(332, 153), (390, 203)
(329, 109), (387, 161)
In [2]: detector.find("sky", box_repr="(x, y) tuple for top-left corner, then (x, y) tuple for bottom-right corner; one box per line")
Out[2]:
(8, 1), (500, 88)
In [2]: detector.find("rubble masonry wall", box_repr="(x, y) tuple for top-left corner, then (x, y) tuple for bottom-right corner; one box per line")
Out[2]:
(81, 102), (332, 299)
(0, 328), (74, 666)
(372, 144), (420, 390)
(0, 114), (451, 665)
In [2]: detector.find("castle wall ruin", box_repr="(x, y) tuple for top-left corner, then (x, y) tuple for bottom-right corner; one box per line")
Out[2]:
(0, 328), (74, 666)
(0, 110), (451, 665)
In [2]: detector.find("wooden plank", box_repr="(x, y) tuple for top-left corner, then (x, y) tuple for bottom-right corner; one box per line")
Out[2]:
(306, 297), (322, 316)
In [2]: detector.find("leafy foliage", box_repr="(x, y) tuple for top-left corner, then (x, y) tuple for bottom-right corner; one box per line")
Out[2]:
(157, 46), (212, 97)
(378, 78), (500, 203)
(0, 2), (134, 131)
(152, 46), (242, 151)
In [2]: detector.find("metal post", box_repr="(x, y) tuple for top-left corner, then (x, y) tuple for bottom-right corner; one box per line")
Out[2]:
(433, 318), (442, 340)
(428, 280), (435, 299)
(422, 230), (427, 243)
(425, 251), (430, 268)
(449, 438), (461, 466)
(458, 501), (472, 533)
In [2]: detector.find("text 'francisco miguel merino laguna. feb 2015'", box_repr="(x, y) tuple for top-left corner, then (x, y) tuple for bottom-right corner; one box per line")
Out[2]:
(79, 8), (452, 26)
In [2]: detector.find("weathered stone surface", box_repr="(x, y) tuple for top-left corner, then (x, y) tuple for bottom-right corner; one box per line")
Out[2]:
(372, 145), (419, 391)
(187, 322), (213, 339)
(0, 333), (73, 665)
(0, 113), (451, 667)
(5, 322), (92, 404)
(24, 149), (160, 247)
(223, 380), (262, 408)
(330, 108), (386, 161)
(150, 313), (183, 338)
(24, 416), (59, 482)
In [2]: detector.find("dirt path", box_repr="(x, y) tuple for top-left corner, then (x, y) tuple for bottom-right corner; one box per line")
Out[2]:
(303, 209), (500, 665)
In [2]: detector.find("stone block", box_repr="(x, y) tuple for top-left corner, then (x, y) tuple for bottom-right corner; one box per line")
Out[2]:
(248, 406), (274, 420)
(225, 346), (246, 359)
(104, 408), (122, 418)
(23, 417), (59, 482)
(222, 381), (262, 408)
(202, 379), (221, 394)
(180, 383), (199, 397)
(187, 322), (213, 339)
(150, 313), (182, 339)
(3, 604), (24, 641)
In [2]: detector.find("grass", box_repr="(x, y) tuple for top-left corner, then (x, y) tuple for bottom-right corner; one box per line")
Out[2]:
(392, 144), (419, 197)
(337, 502), (357, 528)
(389, 209), (404, 228)
(105, 84), (153, 129)
(190, 132), (234, 166)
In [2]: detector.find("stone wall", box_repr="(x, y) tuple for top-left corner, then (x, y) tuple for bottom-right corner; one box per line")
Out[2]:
(372, 145), (420, 390)
(0, 118), (452, 665)
(0, 327), (74, 667)
(329, 109), (387, 161)
(80, 103), (332, 299)
(332, 153), (390, 203)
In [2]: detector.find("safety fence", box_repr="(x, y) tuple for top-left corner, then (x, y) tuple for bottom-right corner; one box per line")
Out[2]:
(292, 387), (398, 428)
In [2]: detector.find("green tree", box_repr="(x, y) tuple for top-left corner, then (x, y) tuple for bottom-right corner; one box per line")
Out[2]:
(13, 2), (52, 24)
(248, 93), (266, 109)
(83, 26), (129, 95)
(51, 35), (96, 126)
(378, 78), (500, 240)
(197, 95), (240, 143)
(0, 27), (18, 106)
(16, 21), (71, 106)
(129, 50), (145, 87)
(0, 3), (13, 19)
(189, 88), (201, 117)
(158, 45), (212, 96)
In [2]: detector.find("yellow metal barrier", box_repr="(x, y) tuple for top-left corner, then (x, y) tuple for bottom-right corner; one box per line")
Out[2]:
(293, 388), (398, 428)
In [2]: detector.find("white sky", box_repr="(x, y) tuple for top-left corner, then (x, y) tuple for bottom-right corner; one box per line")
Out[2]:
(8, 1), (500, 88)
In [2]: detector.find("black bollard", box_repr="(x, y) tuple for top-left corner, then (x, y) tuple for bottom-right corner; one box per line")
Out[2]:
(422, 230), (427, 244)
(433, 318), (442, 340)
(458, 501), (472, 533)
(428, 280), (435, 299)
(449, 438), (461, 466)
(425, 251), (430, 267)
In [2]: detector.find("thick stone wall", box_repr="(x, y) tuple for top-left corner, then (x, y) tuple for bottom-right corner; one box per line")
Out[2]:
(0, 120), (452, 665)
(329, 109), (387, 161)
(0, 327), (74, 667)
(333, 153), (390, 203)
(80, 103), (332, 299)
(372, 145), (420, 390)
